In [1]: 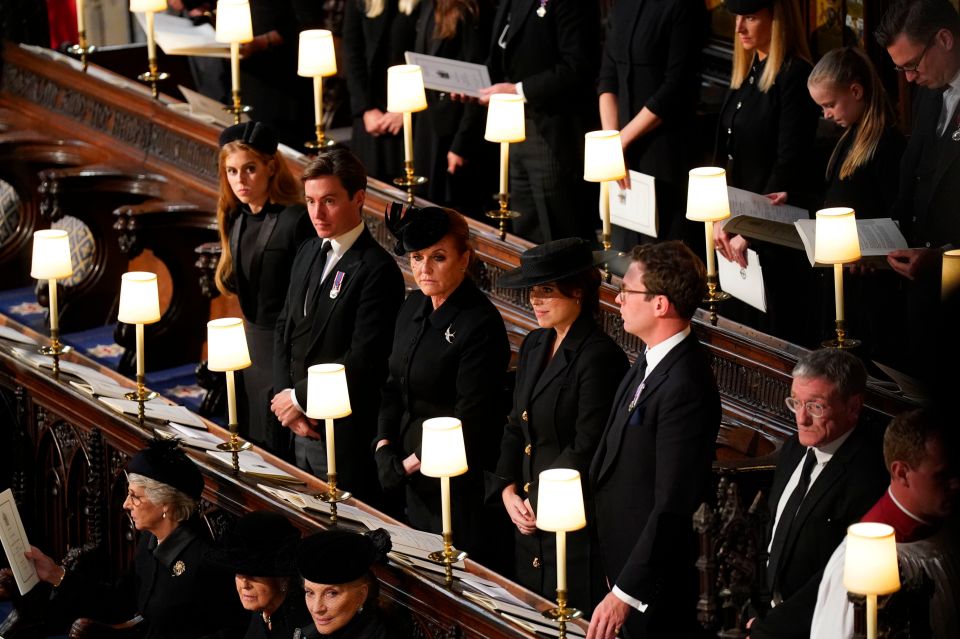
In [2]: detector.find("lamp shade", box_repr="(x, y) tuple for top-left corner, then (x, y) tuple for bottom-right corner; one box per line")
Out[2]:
(305, 363), (352, 419)
(215, 0), (253, 43)
(843, 522), (900, 595)
(297, 29), (337, 77)
(118, 272), (161, 324)
(815, 207), (861, 264)
(583, 130), (626, 182)
(386, 65), (427, 113)
(129, 0), (167, 11)
(206, 318), (251, 371)
(420, 417), (468, 478)
(535, 468), (586, 532)
(685, 167), (731, 222)
(484, 94), (525, 143)
(31, 230), (73, 280)
(942, 249), (960, 300)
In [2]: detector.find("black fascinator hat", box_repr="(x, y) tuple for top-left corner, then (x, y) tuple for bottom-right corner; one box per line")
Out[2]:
(384, 203), (451, 256)
(296, 528), (392, 584)
(219, 121), (279, 156)
(498, 238), (602, 289)
(126, 439), (204, 501)
(206, 511), (301, 577)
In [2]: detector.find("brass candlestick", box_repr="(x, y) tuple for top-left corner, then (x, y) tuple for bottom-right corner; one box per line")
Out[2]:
(427, 530), (467, 587)
(542, 589), (583, 639)
(224, 90), (252, 125)
(38, 328), (71, 380)
(393, 160), (427, 205)
(304, 124), (337, 151)
(317, 471), (351, 525)
(822, 319), (861, 350)
(703, 273), (731, 326)
(137, 58), (169, 100)
(486, 192), (520, 242)
(66, 31), (95, 71)
(124, 374), (158, 430)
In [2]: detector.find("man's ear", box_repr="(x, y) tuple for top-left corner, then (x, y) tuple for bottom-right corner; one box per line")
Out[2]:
(889, 459), (910, 486)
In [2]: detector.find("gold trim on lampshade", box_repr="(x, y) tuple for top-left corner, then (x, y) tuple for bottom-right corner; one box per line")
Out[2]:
(386, 65), (428, 113)
(583, 130), (627, 182)
(843, 522), (900, 595)
(215, 0), (254, 43)
(129, 0), (167, 12)
(815, 207), (861, 264)
(118, 272), (161, 324)
(685, 167), (731, 222)
(31, 230), (73, 280)
(206, 317), (251, 372)
(535, 468), (587, 532)
(305, 363), (353, 419)
(484, 94), (526, 143)
(420, 417), (468, 478)
(297, 30), (337, 77)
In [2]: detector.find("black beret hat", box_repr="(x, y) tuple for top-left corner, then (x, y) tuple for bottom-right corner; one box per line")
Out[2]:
(384, 203), (451, 256)
(206, 511), (301, 577)
(126, 439), (204, 501)
(296, 529), (391, 584)
(218, 121), (279, 156)
(725, 0), (773, 14)
(498, 238), (601, 289)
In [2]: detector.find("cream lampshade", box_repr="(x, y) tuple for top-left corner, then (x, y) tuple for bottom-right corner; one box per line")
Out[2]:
(421, 417), (468, 477)
(306, 363), (352, 419)
(118, 272), (161, 324)
(485, 94), (526, 143)
(206, 318), (251, 372)
(297, 30), (337, 77)
(215, 0), (254, 43)
(386, 65), (428, 113)
(583, 131), (626, 183)
(844, 522), (900, 595)
(31, 230), (73, 280)
(942, 249), (960, 300)
(685, 167), (731, 222)
(815, 207), (861, 264)
(130, 0), (167, 11)
(536, 469), (586, 532)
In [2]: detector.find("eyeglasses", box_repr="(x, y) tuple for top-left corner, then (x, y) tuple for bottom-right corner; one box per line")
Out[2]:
(784, 397), (827, 418)
(618, 285), (663, 299)
(894, 38), (935, 73)
(126, 490), (144, 506)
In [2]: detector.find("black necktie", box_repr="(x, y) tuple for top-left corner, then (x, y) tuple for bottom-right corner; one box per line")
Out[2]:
(625, 352), (648, 413)
(767, 448), (817, 590)
(304, 241), (332, 314)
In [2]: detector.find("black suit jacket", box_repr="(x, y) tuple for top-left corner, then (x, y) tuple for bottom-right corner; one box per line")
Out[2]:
(751, 423), (888, 639)
(274, 228), (404, 496)
(590, 332), (720, 638)
(894, 87), (960, 248)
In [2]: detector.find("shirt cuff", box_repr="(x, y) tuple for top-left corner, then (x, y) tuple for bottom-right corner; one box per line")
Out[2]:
(515, 82), (526, 102)
(612, 586), (649, 613)
(289, 388), (305, 413)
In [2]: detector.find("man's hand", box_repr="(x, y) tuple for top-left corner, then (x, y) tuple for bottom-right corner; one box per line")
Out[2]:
(586, 592), (631, 639)
(501, 486), (537, 535)
(887, 247), (939, 280)
(478, 83), (518, 106)
(288, 415), (321, 439)
(363, 109), (386, 136)
(270, 389), (302, 427)
(447, 151), (466, 174)
(380, 111), (404, 136)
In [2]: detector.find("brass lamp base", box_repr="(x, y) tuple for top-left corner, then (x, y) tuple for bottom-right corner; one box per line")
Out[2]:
(39, 335), (72, 379)
(304, 125), (338, 151)
(224, 91), (252, 125)
(486, 193), (521, 241)
(702, 274), (731, 326)
(66, 32), (95, 71)
(217, 435), (252, 453)
(596, 242), (625, 283)
(137, 60), (169, 99)
(427, 531), (467, 587)
(542, 590), (583, 639)
(822, 320), (861, 350)
(394, 161), (428, 205)
(124, 375), (158, 430)
(317, 472), (352, 525)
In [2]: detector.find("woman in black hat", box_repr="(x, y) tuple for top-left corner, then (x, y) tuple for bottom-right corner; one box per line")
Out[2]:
(207, 511), (310, 639)
(373, 205), (510, 564)
(24, 440), (247, 639)
(492, 238), (628, 611)
(296, 529), (393, 639)
(215, 122), (313, 452)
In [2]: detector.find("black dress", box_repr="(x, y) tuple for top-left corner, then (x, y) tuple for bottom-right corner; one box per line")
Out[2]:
(228, 202), (312, 451)
(376, 279), (510, 564)
(244, 588), (311, 639)
(493, 314), (628, 611)
(300, 608), (394, 639)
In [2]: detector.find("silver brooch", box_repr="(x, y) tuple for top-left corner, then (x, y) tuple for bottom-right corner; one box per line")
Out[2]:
(172, 560), (186, 576)
(444, 325), (456, 344)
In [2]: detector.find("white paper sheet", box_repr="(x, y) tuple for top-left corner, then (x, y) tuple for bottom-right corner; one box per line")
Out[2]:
(727, 186), (809, 225)
(99, 397), (207, 428)
(718, 250), (767, 312)
(0, 489), (40, 595)
(794, 218), (908, 267)
(871, 361), (927, 400)
(0, 325), (37, 345)
(403, 51), (491, 97)
(136, 12), (230, 58)
(609, 171), (657, 238)
(177, 85), (243, 127)
(207, 450), (299, 482)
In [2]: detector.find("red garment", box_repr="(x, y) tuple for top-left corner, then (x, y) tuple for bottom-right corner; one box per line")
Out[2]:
(47, 0), (79, 50)
(860, 489), (935, 543)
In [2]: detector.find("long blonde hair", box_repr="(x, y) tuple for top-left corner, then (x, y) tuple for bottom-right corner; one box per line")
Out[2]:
(808, 47), (894, 181)
(730, 0), (811, 92)
(364, 0), (420, 18)
(215, 142), (302, 297)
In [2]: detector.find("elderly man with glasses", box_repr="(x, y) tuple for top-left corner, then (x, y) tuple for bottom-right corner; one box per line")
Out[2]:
(748, 348), (888, 639)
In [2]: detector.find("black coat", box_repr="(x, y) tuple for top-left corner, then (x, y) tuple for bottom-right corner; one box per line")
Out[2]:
(822, 124), (905, 220)
(243, 588), (310, 639)
(494, 314), (627, 607)
(274, 228), (405, 501)
(300, 608), (393, 639)
(589, 333), (720, 639)
(751, 424), (888, 639)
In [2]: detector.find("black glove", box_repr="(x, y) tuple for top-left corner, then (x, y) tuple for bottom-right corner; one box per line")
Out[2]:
(375, 446), (406, 493)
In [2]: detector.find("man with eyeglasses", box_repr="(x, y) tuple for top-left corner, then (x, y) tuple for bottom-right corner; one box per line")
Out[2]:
(588, 241), (720, 639)
(748, 348), (887, 639)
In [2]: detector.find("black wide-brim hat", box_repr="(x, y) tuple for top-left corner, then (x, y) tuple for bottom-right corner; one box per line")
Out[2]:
(384, 203), (450, 256)
(725, 0), (773, 15)
(498, 238), (602, 289)
(206, 511), (301, 578)
(297, 529), (391, 585)
(126, 439), (204, 501)
(218, 121), (279, 156)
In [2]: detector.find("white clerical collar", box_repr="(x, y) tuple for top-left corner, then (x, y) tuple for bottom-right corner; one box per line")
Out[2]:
(888, 486), (932, 525)
(328, 221), (364, 259)
(642, 326), (691, 381)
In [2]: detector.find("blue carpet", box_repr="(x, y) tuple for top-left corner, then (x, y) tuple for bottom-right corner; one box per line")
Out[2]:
(147, 363), (210, 418)
(0, 286), (46, 332)
(62, 324), (125, 370)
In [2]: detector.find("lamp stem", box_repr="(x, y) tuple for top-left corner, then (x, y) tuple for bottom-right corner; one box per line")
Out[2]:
(48, 279), (59, 333)
(500, 142), (509, 196)
(556, 530), (567, 593)
(403, 111), (414, 164)
(441, 475), (452, 537)
(146, 11), (157, 63)
(230, 42), (241, 97)
(325, 417), (336, 476)
(136, 322), (145, 378)
(600, 181), (612, 244)
(834, 263), (845, 322)
(226, 369), (238, 428)
(704, 220), (717, 278)
(866, 593), (877, 639)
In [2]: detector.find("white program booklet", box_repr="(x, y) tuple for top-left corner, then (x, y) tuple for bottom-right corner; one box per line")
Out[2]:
(403, 51), (492, 97)
(136, 12), (230, 58)
(794, 218), (908, 267)
(718, 250), (767, 312)
(0, 489), (40, 594)
(722, 187), (809, 250)
(610, 171), (658, 238)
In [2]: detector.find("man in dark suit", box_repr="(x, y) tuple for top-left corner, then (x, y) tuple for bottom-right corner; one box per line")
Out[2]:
(271, 148), (405, 505)
(478, 0), (600, 243)
(748, 349), (888, 639)
(588, 241), (721, 639)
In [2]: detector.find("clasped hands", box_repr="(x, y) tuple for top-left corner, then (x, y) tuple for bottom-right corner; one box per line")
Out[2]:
(270, 390), (320, 439)
(501, 485), (536, 535)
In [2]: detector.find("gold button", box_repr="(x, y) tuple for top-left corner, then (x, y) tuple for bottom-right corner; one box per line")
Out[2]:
(523, 482), (530, 494)
(524, 444), (532, 456)
(532, 557), (541, 568)
(521, 410), (528, 422)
